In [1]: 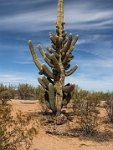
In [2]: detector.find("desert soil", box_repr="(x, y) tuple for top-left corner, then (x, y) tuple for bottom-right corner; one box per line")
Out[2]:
(10, 99), (113, 150)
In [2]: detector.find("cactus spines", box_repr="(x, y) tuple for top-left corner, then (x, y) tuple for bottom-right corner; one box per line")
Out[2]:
(38, 45), (54, 68)
(28, 0), (78, 115)
(65, 65), (78, 76)
(42, 64), (53, 78)
(61, 33), (72, 53)
(72, 34), (79, 46)
(28, 40), (42, 71)
(42, 76), (50, 87)
(63, 84), (75, 93)
(62, 93), (71, 106)
(56, 0), (64, 37)
(51, 54), (60, 72)
(46, 46), (54, 54)
(38, 78), (47, 89)
(48, 83), (56, 112)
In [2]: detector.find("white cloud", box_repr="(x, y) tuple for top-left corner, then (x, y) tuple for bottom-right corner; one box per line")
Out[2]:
(65, 3), (113, 23)
(0, 1), (113, 31)
(76, 58), (113, 68)
(0, 69), (112, 92)
(66, 74), (113, 92)
(0, 73), (38, 86)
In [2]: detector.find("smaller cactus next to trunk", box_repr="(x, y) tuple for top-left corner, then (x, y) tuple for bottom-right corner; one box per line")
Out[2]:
(28, 0), (78, 115)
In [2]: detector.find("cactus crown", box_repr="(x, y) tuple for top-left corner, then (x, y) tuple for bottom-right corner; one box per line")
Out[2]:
(28, 0), (79, 115)
(56, 0), (64, 37)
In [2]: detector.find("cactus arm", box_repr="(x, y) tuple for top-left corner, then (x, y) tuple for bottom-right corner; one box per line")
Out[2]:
(63, 84), (75, 93)
(51, 54), (60, 72)
(45, 52), (51, 60)
(50, 32), (56, 45)
(46, 46), (59, 59)
(42, 76), (50, 87)
(65, 65), (78, 76)
(63, 35), (78, 64)
(38, 78), (47, 89)
(61, 33), (72, 53)
(48, 83), (56, 112)
(62, 31), (67, 39)
(53, 52), (59, 59)
(44, 91), (51, 109)
(68, 35), (79, 53)
(38, 45), (53, 68)
(42, 64), (53, 78)
(44, 56), (54, 68)
(72, 34), (79, 46)
(38, 44), (45, 57)
(46, 46), (54, 54)
(62, 93), (71, 106)
(54, 81), (63, 115)
(28, 40), (42, 71)
(67, 54), (74, 62)
(56, 36), (60, 50)
(52, 43), (57, 50)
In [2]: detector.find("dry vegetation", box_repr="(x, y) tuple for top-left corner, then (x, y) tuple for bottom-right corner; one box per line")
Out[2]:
(0, 84), (113, 150)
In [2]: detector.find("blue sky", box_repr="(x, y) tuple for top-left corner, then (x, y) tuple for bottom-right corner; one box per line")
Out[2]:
(0, 0), (113, 91)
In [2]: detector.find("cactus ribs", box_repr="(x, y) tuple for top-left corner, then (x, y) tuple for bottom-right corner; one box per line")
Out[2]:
(28, 0), (78, 115)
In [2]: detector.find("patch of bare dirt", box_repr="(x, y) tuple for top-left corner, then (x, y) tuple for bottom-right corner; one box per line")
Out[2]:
(9, 99), (113, 150)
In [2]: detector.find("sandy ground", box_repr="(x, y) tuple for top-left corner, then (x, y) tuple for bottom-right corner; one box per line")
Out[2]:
(10, 99), (113, 150)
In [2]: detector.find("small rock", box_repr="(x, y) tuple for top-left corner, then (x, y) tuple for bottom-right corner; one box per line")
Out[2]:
(56, 114), (67, 125)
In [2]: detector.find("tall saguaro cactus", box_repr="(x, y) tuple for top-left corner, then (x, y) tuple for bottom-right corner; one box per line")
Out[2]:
(28, 0), (78, 115)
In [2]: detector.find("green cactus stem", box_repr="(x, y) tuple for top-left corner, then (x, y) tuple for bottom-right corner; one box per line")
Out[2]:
(72, 34), (79, 46)
(42, 64), (53, 78)
(46, 46), (54, 54)
(65, 65), (78, 76)
(63, 84), (75, 93)
(51, 54), (60, 72)
(38, 45), (54, 68)
(42, 76), (50, 87)
(38, 78), (47, 89)
(28, 0), (79, 115)
(61, 34), (72, 53)
(62, 93), (71, 106)
(48, 83), (56, 112)
(28, 40), (42, 72)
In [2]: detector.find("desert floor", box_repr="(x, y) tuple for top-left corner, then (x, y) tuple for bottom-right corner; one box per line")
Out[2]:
(10, 99), (113, 150)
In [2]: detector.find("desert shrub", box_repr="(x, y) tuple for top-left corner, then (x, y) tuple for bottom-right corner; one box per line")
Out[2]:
(35, 86), (49, 114)
(73, 91), (100, 136)
(73, 88), (89, 114)
(17, 84), (36, 100)
(0, 104), (38, 150)
(8, 85), (16, 99)
(104, 99), (113, 123)
(0, 84), (8, 92)
(0, 84), (15, 100)
(0, 90), (12, 105)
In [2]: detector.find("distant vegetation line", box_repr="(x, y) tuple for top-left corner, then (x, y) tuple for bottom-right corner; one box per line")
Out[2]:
(0, 83), (113, 102)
